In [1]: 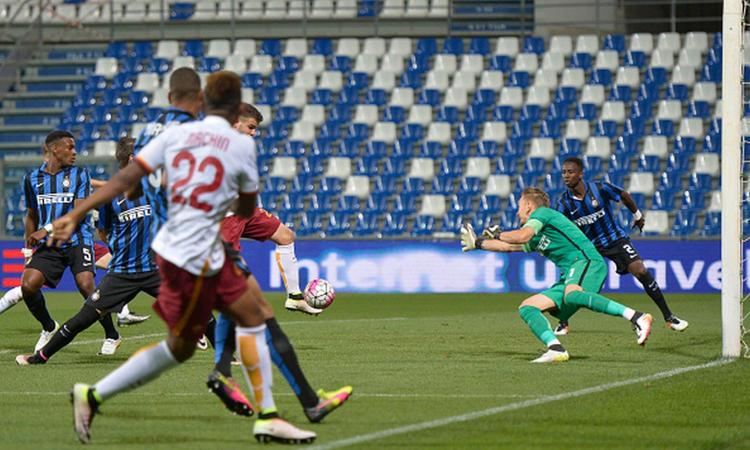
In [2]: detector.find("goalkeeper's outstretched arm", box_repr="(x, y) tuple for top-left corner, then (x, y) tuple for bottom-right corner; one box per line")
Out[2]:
(480, 239), (525, 253)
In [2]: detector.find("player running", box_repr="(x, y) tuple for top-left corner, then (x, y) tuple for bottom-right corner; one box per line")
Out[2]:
(554, 157), (688, 334)
(461, 187), (654, 363)
(51, 71), (315, 444)
(16, 137), (159, 365)
(20, 131), (119, 352)
(206, 103), (352, 422)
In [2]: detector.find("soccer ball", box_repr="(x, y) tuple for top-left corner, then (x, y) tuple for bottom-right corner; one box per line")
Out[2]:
(304, 279), (335, 310)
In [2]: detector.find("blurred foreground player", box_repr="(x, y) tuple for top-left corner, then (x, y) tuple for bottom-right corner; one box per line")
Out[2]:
(462, 187), (654, 363)
(51, 71), (315, 444)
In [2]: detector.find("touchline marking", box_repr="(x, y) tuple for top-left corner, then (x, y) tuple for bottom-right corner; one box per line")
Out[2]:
(309, 358), (735, 450)
(0, 333), (164, 355)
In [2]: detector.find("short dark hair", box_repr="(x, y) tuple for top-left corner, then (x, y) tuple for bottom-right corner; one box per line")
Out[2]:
(203, 71), (242, 112)
(115, 137), (135, 168)
(45, 130), (74, 147)
(563, 156), (584, 171)
(169, 67), (201, 103)
(521, 187), (550, 208)
(240, 103), (264, 124)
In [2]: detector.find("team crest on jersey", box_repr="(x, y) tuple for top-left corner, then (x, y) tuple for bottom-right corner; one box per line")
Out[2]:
(62, 176), (71, 188)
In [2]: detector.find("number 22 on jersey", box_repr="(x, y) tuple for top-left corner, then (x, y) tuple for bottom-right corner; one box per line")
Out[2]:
(170, 150), (225, 212)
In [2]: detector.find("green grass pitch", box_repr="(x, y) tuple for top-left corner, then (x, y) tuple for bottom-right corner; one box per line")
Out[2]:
(0, 292), (748, 449)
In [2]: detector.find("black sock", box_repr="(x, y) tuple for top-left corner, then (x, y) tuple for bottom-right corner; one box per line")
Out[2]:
(98, 313), (119, 340)
(630, 311), (643, 325)
(265, 318), (319, 409)
(31, 304), (101, 363)
(637, 272), (673, 320)
(22, 289), (56, 331)
(215, 323), (235, 378)
(548, 344), (566, 352)
(205, 315), (217, 349)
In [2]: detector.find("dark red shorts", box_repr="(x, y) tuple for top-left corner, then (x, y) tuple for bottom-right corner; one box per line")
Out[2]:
(221, 208), (281, 250)
(93, 243), (109, 262)
(152, 252), (248, 341)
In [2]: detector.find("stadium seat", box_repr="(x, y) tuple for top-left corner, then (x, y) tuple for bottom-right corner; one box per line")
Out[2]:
(628, 172), (656, 196)
(550, 35), (573, 56)
(657, 32), (681, 53)
(694, 153), (720, 177)
(418, 194), (447, 218)
(495, 37), (519, 57)
(575, 34), (599, 55)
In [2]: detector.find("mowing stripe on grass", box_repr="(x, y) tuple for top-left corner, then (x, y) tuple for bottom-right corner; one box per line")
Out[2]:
(0, 391), (535, 399)
(309, 358), (735, 450)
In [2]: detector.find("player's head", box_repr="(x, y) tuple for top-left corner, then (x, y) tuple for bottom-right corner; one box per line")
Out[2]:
(562, 156), (584, 189)
(518, 187), (550, 224)
(45, 130), (76, 166)
(115, 136), (135, 169)
(203, 70), (242, 124)
(168, 67), (202, 116)
(234, 103), (263, 137)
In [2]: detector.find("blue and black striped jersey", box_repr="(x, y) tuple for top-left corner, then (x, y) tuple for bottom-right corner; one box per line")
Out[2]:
(23, 163), (93, 248)
(132, 107), (195, 237)
(555, 181), (629, 249)
(97, 195), (155, 273)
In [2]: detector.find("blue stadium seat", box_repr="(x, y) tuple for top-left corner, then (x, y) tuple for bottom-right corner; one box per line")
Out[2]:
(457, 122), (478, 140)
(701, 211), (721, 236)
(148, 57), (170, 75)
(465, 104), (489, 123)
(505, 137), (527, 156)
(418, 89), (441, 107)
(554, 87), (578, 105)
(680, 190), (706, 212)
(490, 55), (512, 73)
(666, 83), (689, 101)
(390, 142), (414, 161)
(399, 71), (422, 89)
(367, 192), (391, 213)
(337, 195), (362, 214)
(451, 192), (475, 213)
(645, 67), (667, 86)
(476, 140), (498, 157)
(520, 104), (541, 122)
(355, 155), (380, 176)
(437, 106), (460, 123)
(353, 211), (380, 236)
(309, 88), (332, 105)
(432, 173), (456, 194)
(291, 174), (315, 194)
(411, 215), (435, 236)
(540, 118), (561, 139)
(637, 154), (661, 173)
(603, 34), (626, 53)
(609, 152), (633, 174)
(630, 98), (652, 120)
(589, 69), (612, 86)
(366, 141), (388, 157)
(242, 72), (264, 89)
(637, 83), (660, 103)
(381, 212), (408, 236)
(330, 55), (351, 73)
(522, 36), (545, 55)
(569, 52), (592, 70)
(183, 40), (204, 57)
(326, 211), (351, 236)
(575, 103), (598, 121)
(473, 89), (496, 108)
(609, 85), (632, 102)
(524, 157), (547, 177)
(652, 119), (674, 137)
(281, 192), (306, 213)
(667, 153), (690, 174)
(460, 176), (482, 195)
(394, 192), (418, 213)
(420, 141), (443, 159)
(546, 103), (570, 121)
(403, 177), (426, 195)
(688, 172), (713, 192)
(200, 57), (222, 72)
(583, 155), (604, 177)
(479, 194), (502, 212)
(671, 210), (698, 237)
(623, 117), (645, 138)
(439, 211), (465, 234)
(511, 119), (534, 140)
(469, 37), (491, 56)
(624, 50), (646, 68)
(673, 136), (696, 155)
(595, 120), (618, 138)
(263, 176), (288, 195)
(658, 171), (681, 192)
(112, 73), (134, 90)
(300, 155), (325, 176)
(687, 100), (711, 119)
(509, 71), (530, 88)
(312, 38), (333, 56)
(651, 190), (676, 210)
(260, 39), (282, 56)
(310, 192), (333, 211)
(365, 88), (387, 106)
(441, 155), (465, 176)
(297, 212), (323, 236)
(133, 41), (153, 59)
(408, 54), (431, 72)
(443, 37), (464, 55)
(701, 61), (720, 82)
(493, 105), (515, 123)
(383, 105), (406, 123)
(415, 38), (438, 56)
(616, 208), (633, 230)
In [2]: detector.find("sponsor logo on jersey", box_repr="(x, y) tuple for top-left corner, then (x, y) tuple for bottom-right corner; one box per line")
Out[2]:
(536, 235), (551, 251)
(118, 205), (152, 222)
(37, 193), (74, 205)
(573, 209), (606, 226)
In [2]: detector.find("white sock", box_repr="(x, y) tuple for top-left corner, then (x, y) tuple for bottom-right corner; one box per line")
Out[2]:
(93, 340), (178, 401)
(235, 324), (276, 412)
(623, 308), (636, 321)
(0, 286), (23, 314)
(275, 243), (301, 295)
(547, 338), (562, 348)
(118, 304), (131, 320)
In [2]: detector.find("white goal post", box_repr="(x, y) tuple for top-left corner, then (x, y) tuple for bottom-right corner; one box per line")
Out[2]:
(721, 0), (744, 358)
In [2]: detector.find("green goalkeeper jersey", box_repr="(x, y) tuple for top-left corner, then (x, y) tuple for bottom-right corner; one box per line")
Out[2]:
(522, 207), (605, 270)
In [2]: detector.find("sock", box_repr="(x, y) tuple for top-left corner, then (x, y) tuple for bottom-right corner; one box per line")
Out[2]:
(275, 243), (301, 295)
(636, 272), (673, 320)
(99, 314), (120, 340)
(235, 324), (277, 417)
(0, 286), (23, 314)
(518, 306), (557, 346)
(118, 304), (130, 320)
(30, 305), (101, 363)
(265, 317), (319, 408)
(22, 289), (56, 331)
(204, 315), (217, 349)
(565, 290), (632, 319)
(93, 340), (179, 401)
(213, 313), (235, 377)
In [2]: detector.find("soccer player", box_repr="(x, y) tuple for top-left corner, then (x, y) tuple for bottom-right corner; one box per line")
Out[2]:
(51, 71), (315, 444)
(554, 157), (688, 334)
(461, 187), (654, 363)
(16, 137), (159, 364)
(20, 131), (119, 352)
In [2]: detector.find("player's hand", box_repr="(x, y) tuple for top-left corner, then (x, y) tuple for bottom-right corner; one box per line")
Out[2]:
(632, 217), (645, 232)
(482, 224), (502, 239)
(25, 229), (47, 247)
(460, 223), (479, 252)
(48, 214), (77, 247)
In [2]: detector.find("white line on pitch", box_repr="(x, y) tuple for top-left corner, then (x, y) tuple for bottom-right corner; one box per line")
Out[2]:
(0, 333), (164, 355)
(0, 391), (533, 400)
(308, 358), (735, 450)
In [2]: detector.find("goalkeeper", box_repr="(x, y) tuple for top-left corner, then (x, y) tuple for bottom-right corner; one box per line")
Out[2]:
(461, 187), (654, 363)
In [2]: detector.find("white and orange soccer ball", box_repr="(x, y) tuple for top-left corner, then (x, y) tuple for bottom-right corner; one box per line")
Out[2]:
(303, 279), (335, 310)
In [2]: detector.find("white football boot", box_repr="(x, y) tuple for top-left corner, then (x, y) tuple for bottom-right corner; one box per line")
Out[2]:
(666, 315), (689, 331)
(531, 348), (570, 363)
(98, 338), (122, 355)
(253, 417), (316, 444)
(634, 313), (654, 345)
(34, 321), (59, 352)
(285, 293), (322, 316)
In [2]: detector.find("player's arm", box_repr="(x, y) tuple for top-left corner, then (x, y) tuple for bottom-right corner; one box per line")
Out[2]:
(620, 190), (644, 230)
(234, 192), (257, 218)
(460, 223), (524, 252)
(91, 179), (106, 189)
(497, 227), (535, 245)
(22, 175), (47, 247)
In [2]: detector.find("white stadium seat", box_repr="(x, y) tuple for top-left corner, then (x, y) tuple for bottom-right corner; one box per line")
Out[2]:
(707, 190), (721, 212)
(282, 87), (307, 108)
(678, 117), (703, 138)
(429, 0), (448, 16)
(156, 40), (179, 59)
(256, 105), (272, 124)
(372, 122), (397, 144)
(443, 87), (468, 109)
(334, 0), (357, 17)
(150, 88), (169, 107)
(529, 137), (555, 161)
(354, 54), (378, 75)
(241, 88), (254, 104)
(671, 65), (696, 86)
(426, 122), (452, 144)
(93, 140), (116, 157)
(499, 87), (523, 109)
(407, 105), (432, 126)
(172, 56), (195, 70)
(481, 122), (507, 144)
(656, 32), (681, 53)
(310, 0), (334, 17)
(694, 153), (720, 176)
(353, 104), (379, 126)
(363, 37), (387, 56)
(135, 73), (159, 93)
(649, 49), (674, 69)
(685, 31), (708, 53)
(642, 136), (668, 158)
(585, 137), (611, 158)
(206, 39), (231, 58)
(533, 69), (558, 90)
(514, 53), (538, 73)
(289, 122), (315, 144)
(389, 37), (412, 57)
(575, 34), (599, 55)
(693, 82), (717, 103)
(390, 87), (415, 108)
(324, 157), (352, 180)
(319, 71), (344, 92)
(526, 85), (550, 107)
(642, 210), (669, 234)
(301, 104), (325, 126)
(678, 48), (702, 69)
(565, 119), (590, 140)
(265, 0), (287, 18)
(336, 38), (360, 57)
(549, 35), (573, 56)
(224, 54), (247, 74)
(629, 33), (654, 54)
(284, 38), (308, 57)
(372, 71), (397, 91)
(560, 68), (585, 89)
(464, 157), (491, 180)
(495, 37), (519, 57)
(628, 172), (656, 196)
(594, 50), (619, 71)
(581, 84), (605, 106)
(418, 194), (446, 218)
(615, 67), (640, 88)
(381, 0), (405, 17)
(292, 71), (318, 91)
(485, 174), (512, 197)
(269, 156), (298, 179)
(479, 71), (504, 91)
(94, 57), (118, 79)
(343, 176), (371, 199)
(541, 51), (566, 73)
(601, 101), (626, 123)
(381, 54), (405, 74)
(249, 55), (274, 76)
(408, 158), (435, 180)
(302, 54), (326, 74)
(460, 55), (484, 75)
(405, 0), (429, 17)
(434, 54), (457, 73)
(656, 100), (682, 122)
(233, 38), (257, 57)
(452, 71), (477, 92)
(425, 71), (450, 91)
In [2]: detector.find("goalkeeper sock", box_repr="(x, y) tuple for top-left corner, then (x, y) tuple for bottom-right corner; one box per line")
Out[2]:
(236, 324), (277, 413)
(565, 290), (634, 319)
(0, 286), (23, 315)
(518, 306), (558, 347)
(275, 243), (301, 295)
(265, 317), (319, 408)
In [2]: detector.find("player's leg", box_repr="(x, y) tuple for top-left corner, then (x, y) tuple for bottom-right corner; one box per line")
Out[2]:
(116, 303), (151, 326)
(17, 304), (101, 365)
(627, 259), (688, 330)
(518, 288), (571, 363)
(0, 286), (23, 315)
(21, 263), (60, 351)
(562, 261), (654, 345)
(207, 313), (255, 416)
(74, 270), (121, 353)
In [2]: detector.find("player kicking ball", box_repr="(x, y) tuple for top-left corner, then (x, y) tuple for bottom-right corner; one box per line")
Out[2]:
(461, 187), (654, 363)
(49, 71), (315, 444)
(553, 157), (688, 335)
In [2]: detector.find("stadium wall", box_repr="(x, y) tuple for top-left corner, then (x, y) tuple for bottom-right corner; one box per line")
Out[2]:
(0, 239), (726, 294)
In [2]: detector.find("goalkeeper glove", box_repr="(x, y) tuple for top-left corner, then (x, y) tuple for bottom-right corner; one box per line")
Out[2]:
(460, 223), (485, 252)
(481, 224), (502, 239)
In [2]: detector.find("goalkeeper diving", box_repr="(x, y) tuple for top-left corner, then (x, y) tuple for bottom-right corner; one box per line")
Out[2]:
(460, 187), (653, 363)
